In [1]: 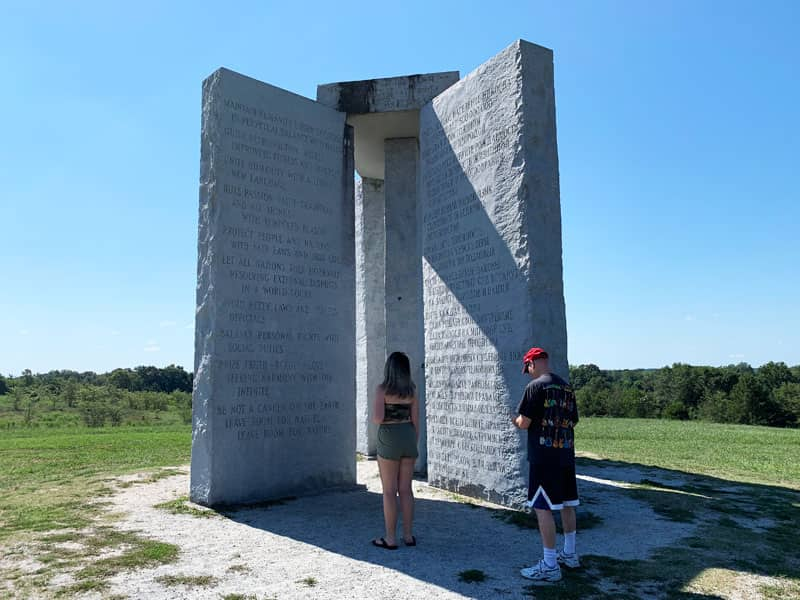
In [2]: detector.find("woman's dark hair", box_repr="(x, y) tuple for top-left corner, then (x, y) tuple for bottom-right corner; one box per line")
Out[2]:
(381, 352), (416, 398)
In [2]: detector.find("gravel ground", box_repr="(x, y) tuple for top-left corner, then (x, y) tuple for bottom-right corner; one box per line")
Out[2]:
(87, 459), (698, 600)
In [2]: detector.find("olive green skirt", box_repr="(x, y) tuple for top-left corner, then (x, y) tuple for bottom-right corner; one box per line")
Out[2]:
(377, 422), (418, 460)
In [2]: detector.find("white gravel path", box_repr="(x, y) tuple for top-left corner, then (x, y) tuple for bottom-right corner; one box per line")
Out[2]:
(90, 460), (696, 600)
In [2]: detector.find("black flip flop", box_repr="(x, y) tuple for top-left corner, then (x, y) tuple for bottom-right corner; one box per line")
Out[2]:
(371, 537), (398, 550)
(404, 535), (417, 547)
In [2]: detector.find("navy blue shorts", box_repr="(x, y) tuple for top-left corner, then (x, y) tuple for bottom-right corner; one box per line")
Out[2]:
(526, 461), (579, 510)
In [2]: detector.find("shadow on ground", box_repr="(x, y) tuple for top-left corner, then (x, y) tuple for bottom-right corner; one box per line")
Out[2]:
(214, 458), (799, 599)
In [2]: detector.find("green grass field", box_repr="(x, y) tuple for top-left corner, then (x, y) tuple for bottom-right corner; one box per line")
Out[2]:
(0, 425), (191, 541)
(1, 417), (797, 543)
(1, 418), (798, 598)
(577, 418), (800, 489)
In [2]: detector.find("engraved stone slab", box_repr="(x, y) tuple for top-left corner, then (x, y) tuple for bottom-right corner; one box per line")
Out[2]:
(420, 40), (568, 506)
(192, 68), (356, 506)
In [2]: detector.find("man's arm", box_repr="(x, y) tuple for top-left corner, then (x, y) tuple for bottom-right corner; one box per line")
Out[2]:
(514, 384), (535, 429)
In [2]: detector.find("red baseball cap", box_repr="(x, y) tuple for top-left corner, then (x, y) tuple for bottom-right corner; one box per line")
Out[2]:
(522, 347), (548, 372)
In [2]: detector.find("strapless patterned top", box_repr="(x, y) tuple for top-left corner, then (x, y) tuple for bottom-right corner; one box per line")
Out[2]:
(384, 402), (411, 422)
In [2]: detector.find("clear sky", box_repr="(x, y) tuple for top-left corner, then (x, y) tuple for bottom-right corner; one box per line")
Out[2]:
(1, 1), (798, 375)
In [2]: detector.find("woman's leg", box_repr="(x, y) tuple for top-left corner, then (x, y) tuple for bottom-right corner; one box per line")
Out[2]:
(377, 456), (400, 545)
(398, 457), (415, 543)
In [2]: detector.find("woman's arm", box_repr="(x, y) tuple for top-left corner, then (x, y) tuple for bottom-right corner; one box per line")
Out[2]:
(371, 385), (385, 425)
(411, 394), (419, 441)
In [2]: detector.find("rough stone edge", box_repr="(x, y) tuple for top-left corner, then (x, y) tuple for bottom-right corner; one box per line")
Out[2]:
(517, 41), (569, 380)
(191, 68), (225, 506)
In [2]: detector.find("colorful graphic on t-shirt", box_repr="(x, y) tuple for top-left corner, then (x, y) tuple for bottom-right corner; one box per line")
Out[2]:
(516, 372), (579, 464)
(537, 384), (577, 450)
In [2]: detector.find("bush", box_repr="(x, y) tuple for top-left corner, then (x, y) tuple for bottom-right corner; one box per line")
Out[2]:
(774, 382), (800, 427)
(663, 400), (690, 420)
(81, 401), (107, 427)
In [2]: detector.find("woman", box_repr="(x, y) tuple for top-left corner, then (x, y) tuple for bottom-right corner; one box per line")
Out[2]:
(371, 351), (419, 550)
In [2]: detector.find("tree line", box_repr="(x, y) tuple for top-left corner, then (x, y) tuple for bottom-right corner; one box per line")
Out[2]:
(0, 365), (192, 428)
(0, 365), (192, 394)
(2, 361), (799, 429)
(569, 362), (800, 428)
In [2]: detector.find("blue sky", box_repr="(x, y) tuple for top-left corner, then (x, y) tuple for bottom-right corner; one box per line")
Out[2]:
(1, 1), (798, 374)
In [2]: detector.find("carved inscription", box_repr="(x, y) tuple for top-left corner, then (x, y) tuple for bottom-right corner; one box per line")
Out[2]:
(421, 76), (524, 485)
(213, 96), (345, 445)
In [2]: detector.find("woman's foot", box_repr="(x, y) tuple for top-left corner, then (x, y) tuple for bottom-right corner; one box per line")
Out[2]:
(371, 537), (398, 550)
(403, 535), (416, 546)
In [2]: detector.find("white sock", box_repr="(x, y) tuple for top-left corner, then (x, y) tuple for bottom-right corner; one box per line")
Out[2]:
(543, 546), (557, 568)
(564, 531), (576, 555)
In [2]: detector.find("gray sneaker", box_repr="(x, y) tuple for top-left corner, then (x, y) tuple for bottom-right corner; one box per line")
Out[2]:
(520, 559), (562, 582)
(557, 549), (580, 568)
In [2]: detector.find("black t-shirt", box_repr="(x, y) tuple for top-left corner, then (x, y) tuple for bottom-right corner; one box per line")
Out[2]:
(516, 372), (579, 465)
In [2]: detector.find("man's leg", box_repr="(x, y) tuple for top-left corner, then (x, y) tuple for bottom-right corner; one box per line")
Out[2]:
(558, 461), (580, 565)
(534, 508), (557, 549)
(561, 505), (576, 534)
(534, 508), (558, 568)
(520, 507), (562, 581)
(558, 506), (579, 565)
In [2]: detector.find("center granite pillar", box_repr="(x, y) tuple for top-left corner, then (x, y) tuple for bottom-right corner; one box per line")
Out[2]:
(384, 138), (425, 470)
(317, 72), (460, 468)
(355, 177), (385, 455)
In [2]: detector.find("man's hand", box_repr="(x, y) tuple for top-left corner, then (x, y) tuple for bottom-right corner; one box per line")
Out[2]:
(514, 414), (532, 430)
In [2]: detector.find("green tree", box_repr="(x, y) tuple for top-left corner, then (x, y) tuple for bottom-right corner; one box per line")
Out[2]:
(108, 368), (135, 390)
(774, 382), (800, 427)
(697, 390), (733, 423)
(24, 391), (39, 425)
(729, 374), (781, 425)
(569, 364), (604, 390)
(757, 361), (795, 392)
(61, 380), (79, 408)
(106, 387), (124, 426)
(575, 376), (611, 416)
(0, 375), (9, 395)
(12, 387), (23, 411)
(161, 365), (192, 392)
(79, 387), (106, 427)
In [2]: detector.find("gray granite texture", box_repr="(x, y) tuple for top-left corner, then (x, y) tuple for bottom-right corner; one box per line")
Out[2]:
(192, 40), (568, 509)
(420, 40), (567, 506)
(193, 68), (356, 506)
(354, 177), (385, 456)
(317, 72), (460, 114)
(384, 138), (426, 472)
(317, 73), (459, 179)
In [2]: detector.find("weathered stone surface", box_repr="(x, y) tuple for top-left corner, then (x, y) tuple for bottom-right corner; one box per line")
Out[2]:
(354, 177), (385, 455)
(317, 73), (460, 114)
(192, 68), (356, 506)
(384, 138), (426, 472)
(193, 41), (568, 508)
(317, 73), (459, 179)
(420, 40), (567, 506)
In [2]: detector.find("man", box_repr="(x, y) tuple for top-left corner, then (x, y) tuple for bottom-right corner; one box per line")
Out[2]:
(513, 347), (580, 582)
